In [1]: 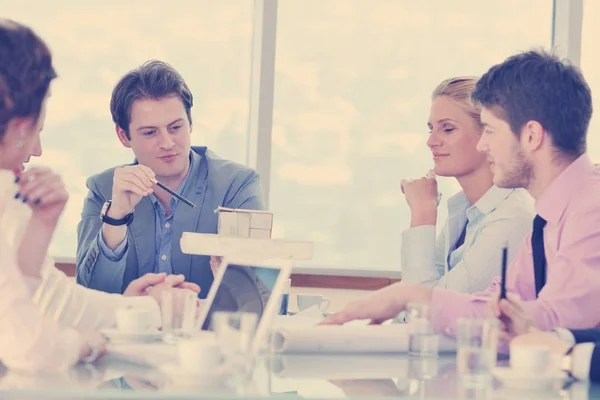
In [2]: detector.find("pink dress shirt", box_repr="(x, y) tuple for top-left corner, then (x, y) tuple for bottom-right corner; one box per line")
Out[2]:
(431, 154), (600, 337)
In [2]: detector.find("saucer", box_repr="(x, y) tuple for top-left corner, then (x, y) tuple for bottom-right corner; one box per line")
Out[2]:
(101, 328), (162, 343)
(493, 366), (566, 390)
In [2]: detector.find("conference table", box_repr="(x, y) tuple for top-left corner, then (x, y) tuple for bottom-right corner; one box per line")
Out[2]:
(0, 352), (596, 399)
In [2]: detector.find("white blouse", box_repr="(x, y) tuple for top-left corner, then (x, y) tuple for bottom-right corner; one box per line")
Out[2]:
(0, 170), (160, 371)
(0, 171), (84, 372)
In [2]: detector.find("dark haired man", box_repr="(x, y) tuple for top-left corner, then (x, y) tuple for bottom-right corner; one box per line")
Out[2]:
(323, 50), (600, 337)
(77, 61), (272, 303)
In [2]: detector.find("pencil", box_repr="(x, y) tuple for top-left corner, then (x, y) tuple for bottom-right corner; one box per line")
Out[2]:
(152, 179), (196, 208)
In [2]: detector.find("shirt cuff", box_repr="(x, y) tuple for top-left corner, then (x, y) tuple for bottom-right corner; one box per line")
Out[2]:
(572, 343), (595, 381)
(552, 328), (576, 347)
(98, 231), (128, 261)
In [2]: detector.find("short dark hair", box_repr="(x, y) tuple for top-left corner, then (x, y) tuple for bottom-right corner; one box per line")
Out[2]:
(472, 49), (592, 158)
(110, 60), (193, 139)
(0, 19), (57, 140)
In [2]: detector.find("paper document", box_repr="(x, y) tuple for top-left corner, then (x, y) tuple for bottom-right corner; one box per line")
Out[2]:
(271, 353), (457, 380)
(273, 306), (324, 330)
(272, 324), (457, 354)
(271, 354), (410, 379)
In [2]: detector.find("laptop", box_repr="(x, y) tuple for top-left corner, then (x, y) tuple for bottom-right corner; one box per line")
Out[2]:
(197, 257), (292, 356)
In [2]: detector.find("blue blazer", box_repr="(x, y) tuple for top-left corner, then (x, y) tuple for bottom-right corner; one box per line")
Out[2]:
(76, 146), (265, 295)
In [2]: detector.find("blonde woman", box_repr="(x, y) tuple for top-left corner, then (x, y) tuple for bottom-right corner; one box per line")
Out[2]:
(400, 77), (534, 293)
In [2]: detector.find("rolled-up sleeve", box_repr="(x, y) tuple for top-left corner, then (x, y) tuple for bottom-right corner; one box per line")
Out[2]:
(98, 231), (128, 261)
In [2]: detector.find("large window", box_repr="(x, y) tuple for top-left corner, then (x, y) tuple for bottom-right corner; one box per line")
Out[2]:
(269, 0), (552, 270)
(5, 1), (254, 257)
(582, 0), (600, 161)
(6, 1), (559, 268)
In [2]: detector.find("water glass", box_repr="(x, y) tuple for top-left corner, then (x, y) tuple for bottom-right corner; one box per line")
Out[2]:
(212, 311), (259, 376)
(408, 357), (439, 380)
(161, 289), (199, 344)
(406, 303), (439, 357)
(456, 318), (499, 388)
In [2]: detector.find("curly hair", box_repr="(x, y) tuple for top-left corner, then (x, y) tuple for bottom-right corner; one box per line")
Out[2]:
(0, 19), (57, 139)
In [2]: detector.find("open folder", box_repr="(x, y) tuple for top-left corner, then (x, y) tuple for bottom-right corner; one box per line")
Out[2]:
(272, 324), (457, 354)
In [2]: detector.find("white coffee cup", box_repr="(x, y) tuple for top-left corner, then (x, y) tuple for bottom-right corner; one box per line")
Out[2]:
(115, 308), (152, 334)
(509, 344), (551, 373)
(296, 294), (330, 312)
(178, 332), (222, 371)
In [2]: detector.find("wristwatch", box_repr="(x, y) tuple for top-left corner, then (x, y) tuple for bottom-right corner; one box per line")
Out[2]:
(100, 200), (134, 226)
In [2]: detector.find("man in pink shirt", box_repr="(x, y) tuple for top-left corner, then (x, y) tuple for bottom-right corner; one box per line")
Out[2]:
(323, 49), (600, 336)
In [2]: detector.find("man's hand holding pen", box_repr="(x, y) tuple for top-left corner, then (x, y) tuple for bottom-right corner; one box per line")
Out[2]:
(489, 293), (537, 342)
(101, 165), (155, 251)
(110, 165), (156, 218)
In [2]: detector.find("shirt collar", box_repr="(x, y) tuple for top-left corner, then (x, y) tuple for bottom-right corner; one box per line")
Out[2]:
(149, 151), (195, 211)
(471, 186), (514, 216)
(536, 153), (595, 226)
(447, 190), (469, 214)
(447, 185), (514, 222)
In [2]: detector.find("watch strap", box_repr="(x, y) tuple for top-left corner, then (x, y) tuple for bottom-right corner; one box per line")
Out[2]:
(101, 201), (134, 226)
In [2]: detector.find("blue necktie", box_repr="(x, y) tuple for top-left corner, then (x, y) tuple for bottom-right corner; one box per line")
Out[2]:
(532, 215), (547, 297)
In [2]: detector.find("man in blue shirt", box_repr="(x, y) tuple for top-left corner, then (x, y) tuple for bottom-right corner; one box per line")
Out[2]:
(76, 60), (274, 298)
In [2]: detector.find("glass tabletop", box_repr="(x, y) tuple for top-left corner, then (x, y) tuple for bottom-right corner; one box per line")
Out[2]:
(0, 352), (596, 399)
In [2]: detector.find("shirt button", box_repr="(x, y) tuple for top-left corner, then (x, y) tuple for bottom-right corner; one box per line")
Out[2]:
(165, 223), (170, 228)
(161, 255), (167, 261)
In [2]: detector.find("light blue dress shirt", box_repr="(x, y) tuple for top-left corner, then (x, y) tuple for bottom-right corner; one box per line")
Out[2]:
(401, 186), (535, 293)
(148, 161), (194, 275)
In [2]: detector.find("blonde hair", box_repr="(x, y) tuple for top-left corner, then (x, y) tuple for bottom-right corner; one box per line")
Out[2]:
(432, 76), (482, 129)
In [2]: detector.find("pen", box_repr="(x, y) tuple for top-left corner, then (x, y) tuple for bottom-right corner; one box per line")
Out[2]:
(151, 179), (196, 208)
(500, 244), (508, 299)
